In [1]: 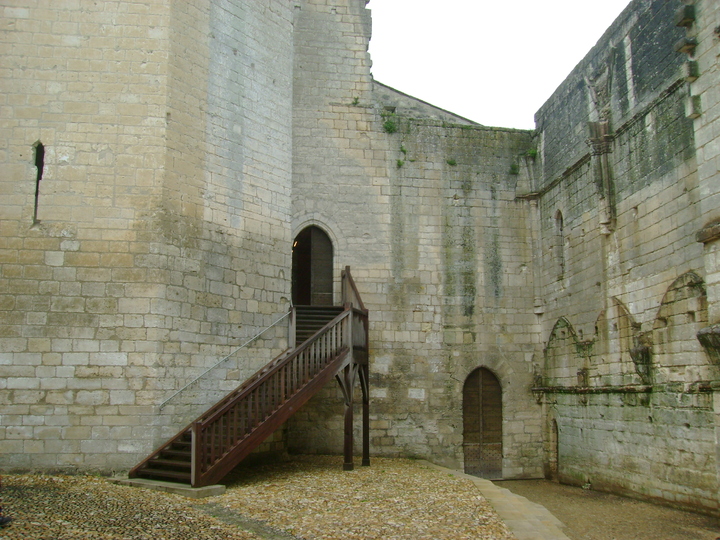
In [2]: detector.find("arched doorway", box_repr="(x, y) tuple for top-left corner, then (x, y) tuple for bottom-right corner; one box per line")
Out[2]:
(292, 225), (333, 305)
(549, 419), (559, 481)
(463, 367), (503, 479)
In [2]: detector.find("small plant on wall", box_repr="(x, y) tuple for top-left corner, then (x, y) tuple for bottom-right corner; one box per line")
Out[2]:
(383, 118), (398, 133)
(381, 110), (398, 134)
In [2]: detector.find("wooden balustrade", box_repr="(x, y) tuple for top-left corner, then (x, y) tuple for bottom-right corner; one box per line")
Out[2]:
(190, 309), (356, 486)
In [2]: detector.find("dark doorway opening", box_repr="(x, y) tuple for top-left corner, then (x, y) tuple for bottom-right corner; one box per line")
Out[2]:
(292, 226), (333, 305)
(463, 367), (503, 479)
(549, 419), (559, 481)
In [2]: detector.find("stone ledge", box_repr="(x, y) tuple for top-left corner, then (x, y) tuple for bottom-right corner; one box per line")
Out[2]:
(697, 221), (720, 244)
(533, 384), (653, 395)
(109, 477), (226, 499)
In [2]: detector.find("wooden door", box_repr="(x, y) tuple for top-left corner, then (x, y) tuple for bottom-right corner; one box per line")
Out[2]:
(463, 367), (503, 479)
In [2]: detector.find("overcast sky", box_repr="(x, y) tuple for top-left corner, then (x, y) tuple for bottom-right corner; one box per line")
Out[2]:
(368, 0), (632, 129)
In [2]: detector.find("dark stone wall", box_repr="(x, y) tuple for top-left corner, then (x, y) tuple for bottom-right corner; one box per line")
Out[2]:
(532, 0), (715, 513)
(535, 0), (689, 189)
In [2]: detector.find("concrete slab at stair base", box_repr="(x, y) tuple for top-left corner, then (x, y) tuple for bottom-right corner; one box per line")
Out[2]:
(110, 477), (226, 499)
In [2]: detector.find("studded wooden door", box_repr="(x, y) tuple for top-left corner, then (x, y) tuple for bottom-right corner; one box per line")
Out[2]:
(463, 367), (502, 479)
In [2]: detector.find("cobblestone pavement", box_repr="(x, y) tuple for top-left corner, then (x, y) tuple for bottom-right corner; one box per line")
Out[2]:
(4, 457), (718, 540)
(0, 456), (513, 540)
(497, 479), (720, 540)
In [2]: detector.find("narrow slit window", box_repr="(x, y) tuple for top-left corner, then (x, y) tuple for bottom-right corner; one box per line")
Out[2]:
(555, 210), (565, 280)
(33, 142), (44, 223)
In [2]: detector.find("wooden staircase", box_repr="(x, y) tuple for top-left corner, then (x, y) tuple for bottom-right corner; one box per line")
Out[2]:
(294, 305), (344, 345)
(129, 267), (369, 487)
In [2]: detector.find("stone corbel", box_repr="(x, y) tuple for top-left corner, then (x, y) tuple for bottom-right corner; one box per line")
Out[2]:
(675, 37), (697, 55)
(696, 220), (720, 245)
(675, 5), (695, 28)
(698, 325), (720, 364)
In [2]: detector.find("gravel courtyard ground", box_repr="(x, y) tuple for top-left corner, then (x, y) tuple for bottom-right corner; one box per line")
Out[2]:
(498, 478), (720, 540)
(0, 456), (514, 540)
(4, 455), (719, 540)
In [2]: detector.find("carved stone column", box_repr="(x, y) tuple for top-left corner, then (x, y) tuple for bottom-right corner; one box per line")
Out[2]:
(586, 121), (616, 234)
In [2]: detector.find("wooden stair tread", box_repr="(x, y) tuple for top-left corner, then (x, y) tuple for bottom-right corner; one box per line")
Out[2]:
(148, 458), (191, 468)
(136, 469), (191, 481)
(294, 306), (345, 345)
(161, 450), (191, 458)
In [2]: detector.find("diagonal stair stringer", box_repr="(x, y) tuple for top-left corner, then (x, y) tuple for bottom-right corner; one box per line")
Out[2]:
(191, 345), (351, 487)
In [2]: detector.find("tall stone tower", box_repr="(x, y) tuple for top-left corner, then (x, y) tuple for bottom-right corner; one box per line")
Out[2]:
(1, 0), (295, 470)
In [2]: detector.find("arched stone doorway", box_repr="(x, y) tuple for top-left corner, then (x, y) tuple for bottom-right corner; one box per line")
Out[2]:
(548, 419), (559, 481)
(292, 225), (333, 305)
(463, 367), (503, 479)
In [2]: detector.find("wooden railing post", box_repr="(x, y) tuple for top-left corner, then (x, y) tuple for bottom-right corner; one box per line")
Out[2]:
(191, 422), (200, 487)
(288, 306), (296, 348)
(360, 362), (370, 467)
(342, 267), (347, 305)
(343, 363), (354, 471)
(343, 312), (354, 471)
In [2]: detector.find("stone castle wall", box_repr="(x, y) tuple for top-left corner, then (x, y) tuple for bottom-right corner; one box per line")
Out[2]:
(532, 0), (720, 512)
(1, 0), (720, 514)
(286, 0), (542, 475)
(0, 0), (294, 471)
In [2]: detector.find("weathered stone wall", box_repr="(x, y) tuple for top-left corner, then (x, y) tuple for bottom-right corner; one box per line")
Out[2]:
(533, 0), (720, 513)
(372, 81), (479, 126)
(1, 0), (719, 514)
(289, 112), (543, 475)
(690, 0), (720, 327)
(0, 0), (294, 471)
(151, 0), (295, 437)
(1, 0), (173, 471)
(287, 0), (542, 476)
(685, 0), (720, 512)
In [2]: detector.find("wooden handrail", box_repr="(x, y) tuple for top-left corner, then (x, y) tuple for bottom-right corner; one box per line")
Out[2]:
(198, 310), (350, 427)
(342, 266), (367, 313)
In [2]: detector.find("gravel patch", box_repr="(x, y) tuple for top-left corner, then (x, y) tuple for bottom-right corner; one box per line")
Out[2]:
(0, 474), (255, 540)
(215, 455), (515, 540)
(0, 456), (515, 540)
